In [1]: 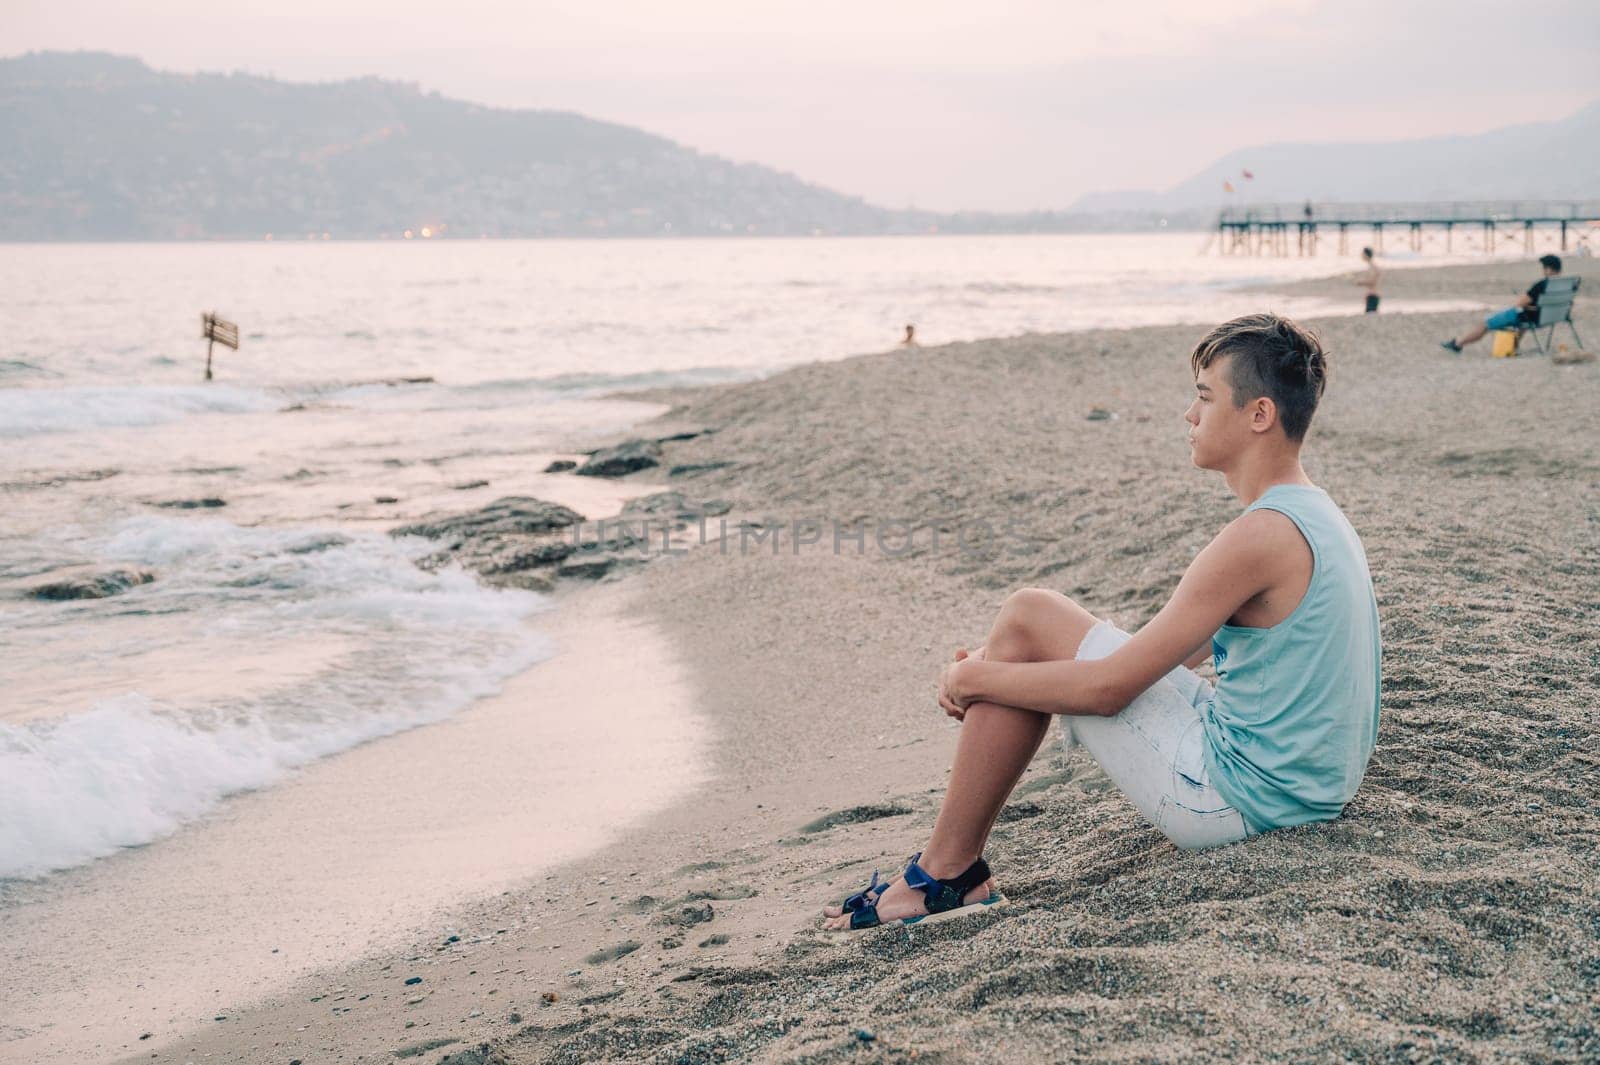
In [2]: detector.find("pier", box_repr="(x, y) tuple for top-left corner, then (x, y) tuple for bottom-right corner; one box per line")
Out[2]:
(1214, 201), (1600, 257)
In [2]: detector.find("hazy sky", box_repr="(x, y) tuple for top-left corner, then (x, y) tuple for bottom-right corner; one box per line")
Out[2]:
(9, 1), (1599, 210)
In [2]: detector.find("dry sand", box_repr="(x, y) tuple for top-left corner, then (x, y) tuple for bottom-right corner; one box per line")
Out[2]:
(132, 261), (1597, 1064)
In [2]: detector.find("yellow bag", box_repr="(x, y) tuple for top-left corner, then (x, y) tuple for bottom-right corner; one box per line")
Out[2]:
(1491, 330), (1519, 358)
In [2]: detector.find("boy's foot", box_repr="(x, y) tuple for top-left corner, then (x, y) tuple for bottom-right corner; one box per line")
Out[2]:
(1440, 339), (1463, 353)
(820, 857), (998, 931)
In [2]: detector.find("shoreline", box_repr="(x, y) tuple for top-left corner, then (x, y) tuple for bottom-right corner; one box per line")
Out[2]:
(70, 259), (1600, 1062)
(0, 582), (709, 1064)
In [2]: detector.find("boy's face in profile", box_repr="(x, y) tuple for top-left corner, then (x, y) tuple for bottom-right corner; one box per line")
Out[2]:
(1185, 355), (1253, 471)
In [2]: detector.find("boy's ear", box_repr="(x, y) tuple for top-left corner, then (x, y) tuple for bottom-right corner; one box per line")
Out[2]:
(1250, 396), (1278, 435)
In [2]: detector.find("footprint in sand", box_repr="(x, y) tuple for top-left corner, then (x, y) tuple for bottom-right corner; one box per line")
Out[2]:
(799, 803), (913, 835)
(583, 940), (641, 965)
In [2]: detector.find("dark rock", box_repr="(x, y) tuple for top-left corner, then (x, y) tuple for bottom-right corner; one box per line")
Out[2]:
(856, 1028), (876, 1043)
(480, 541), (573, 574)
(391, 497), (585, 541)
(556, 557), (619, 581)
(654, 430), (704, 444)
(29, 567), (155, 601)
(542, 459), (578, 473)
(154, 497), (226, 509)
(668, 462), (733, 478)
(1086, 408), (1115, 421)
(657, 902), (714, 927)
(482, 570), (556, 594)
(374, 495), (400, 504)
(451, 480), (489, 490)
(403, 975), (423, 985)
(575, 439), (662, 478)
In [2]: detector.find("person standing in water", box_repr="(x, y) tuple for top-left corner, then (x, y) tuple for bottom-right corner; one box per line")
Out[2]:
(902, 324), (918, 347)
(1354, 248), (1381, 313)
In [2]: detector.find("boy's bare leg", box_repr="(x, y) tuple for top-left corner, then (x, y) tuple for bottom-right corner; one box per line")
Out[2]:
(1456, 322), (1489, 346)
(823, 590), (1097, 929)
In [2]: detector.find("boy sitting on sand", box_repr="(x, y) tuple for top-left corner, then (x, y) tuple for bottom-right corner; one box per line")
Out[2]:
(824, 312), (1382, 931)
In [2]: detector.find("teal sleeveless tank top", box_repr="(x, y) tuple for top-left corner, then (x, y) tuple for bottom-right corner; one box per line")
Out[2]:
(1201, 484), (1382, 833)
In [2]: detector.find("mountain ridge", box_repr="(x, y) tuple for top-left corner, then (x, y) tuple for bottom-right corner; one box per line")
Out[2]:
(3, 51), (1592, 240)
(1074, 100), (1600, 212)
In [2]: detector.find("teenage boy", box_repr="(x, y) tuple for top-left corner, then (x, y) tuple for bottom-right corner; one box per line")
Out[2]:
(825, 313), (1382, 931)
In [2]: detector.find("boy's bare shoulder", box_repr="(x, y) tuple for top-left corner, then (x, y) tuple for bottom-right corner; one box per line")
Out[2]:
(1203, 508), (1308, 569)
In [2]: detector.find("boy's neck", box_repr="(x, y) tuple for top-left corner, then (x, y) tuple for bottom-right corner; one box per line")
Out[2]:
(1224, 451), (1315, 506)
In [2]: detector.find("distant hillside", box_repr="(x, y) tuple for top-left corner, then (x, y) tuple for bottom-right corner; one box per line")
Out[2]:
(1074, 100), (1600, 211)
(0, 52), (917, 240)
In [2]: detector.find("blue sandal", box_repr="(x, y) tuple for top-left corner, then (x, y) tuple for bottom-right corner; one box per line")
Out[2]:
(836, 853), (1007, 931)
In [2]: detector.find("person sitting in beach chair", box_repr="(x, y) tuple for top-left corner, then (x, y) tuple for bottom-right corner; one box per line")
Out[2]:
(1441, 255), (1563, 353)
(824, 313), (1382, 932)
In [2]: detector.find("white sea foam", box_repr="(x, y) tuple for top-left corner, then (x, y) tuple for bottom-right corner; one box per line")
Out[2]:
(0, 517), (550, 880)
(0, 384), (278, 436)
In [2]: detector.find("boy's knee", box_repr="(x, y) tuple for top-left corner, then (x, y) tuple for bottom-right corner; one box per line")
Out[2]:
(1002, 587), (1066, 619)
(991, 588), (1090, 662)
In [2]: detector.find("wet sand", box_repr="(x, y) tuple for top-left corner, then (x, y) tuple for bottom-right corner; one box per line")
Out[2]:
(122, 260), (1598, 1063)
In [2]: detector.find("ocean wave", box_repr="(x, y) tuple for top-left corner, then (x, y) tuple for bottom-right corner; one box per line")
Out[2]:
(0, 358), (54, 380)
(959, 281), (1072, 296)
(0, 384), (278, 437)
(463, 365), (758, 397)
(0, 517), (550, 880)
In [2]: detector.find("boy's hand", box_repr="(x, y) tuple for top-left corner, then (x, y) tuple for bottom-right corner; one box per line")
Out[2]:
(938, 646), (984, 721)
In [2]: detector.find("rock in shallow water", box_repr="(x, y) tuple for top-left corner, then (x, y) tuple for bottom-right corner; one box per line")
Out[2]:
(154, 497), (226, 509)
(391, 497), (585, 540)
(575, 439), (661, 478)
(29, 567), (156, 600)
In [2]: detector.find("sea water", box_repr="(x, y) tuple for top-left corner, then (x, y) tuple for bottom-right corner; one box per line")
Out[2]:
(0, 233), (1413, 882)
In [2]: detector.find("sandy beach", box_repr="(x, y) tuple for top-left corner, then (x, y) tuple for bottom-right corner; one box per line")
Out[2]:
(99, 259), (1600, 1064)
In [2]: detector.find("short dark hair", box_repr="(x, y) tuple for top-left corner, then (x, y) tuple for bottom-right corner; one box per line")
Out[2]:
(1361, 246), (1373, 258)
(1190, 313), (1328, 442)
(1540, 254), (1562, 272)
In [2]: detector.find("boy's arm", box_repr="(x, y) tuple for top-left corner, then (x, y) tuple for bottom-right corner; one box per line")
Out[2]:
(953, 518), (1272, 717)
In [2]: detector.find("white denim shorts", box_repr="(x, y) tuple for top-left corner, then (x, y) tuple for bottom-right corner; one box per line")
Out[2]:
(1061, 620), (1250, 849)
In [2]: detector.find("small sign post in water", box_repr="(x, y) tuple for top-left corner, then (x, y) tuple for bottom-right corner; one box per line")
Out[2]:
(200, 312), (239, 381)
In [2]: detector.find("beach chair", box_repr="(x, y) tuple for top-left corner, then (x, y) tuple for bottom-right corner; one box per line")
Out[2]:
(1518, 276), (1582, 354)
